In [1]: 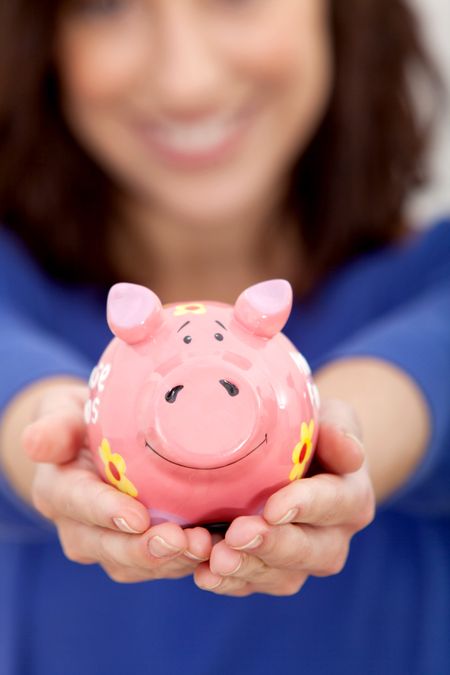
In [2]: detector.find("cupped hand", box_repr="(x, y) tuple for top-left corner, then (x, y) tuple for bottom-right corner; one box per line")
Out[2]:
(193, 399), (376, 596)
(22, 383), (213, 583)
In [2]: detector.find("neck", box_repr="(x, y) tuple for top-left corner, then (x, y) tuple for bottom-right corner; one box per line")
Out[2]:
(109, 200), (302, 304)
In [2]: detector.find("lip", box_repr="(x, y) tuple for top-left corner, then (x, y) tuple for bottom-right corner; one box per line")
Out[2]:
(133, 104), (257, 170)
(145, 433), (268, 470)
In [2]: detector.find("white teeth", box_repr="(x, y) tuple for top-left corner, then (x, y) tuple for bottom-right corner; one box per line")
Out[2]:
(151, 118), (237, 153)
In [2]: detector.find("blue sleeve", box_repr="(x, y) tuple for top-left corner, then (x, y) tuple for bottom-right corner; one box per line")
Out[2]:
(317, 281), (450, 516)
(0, 299), (92, 540)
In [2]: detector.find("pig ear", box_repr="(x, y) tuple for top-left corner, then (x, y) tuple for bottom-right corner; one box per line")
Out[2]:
(107, 283), (163, 344)
(233, 279), (293, 338)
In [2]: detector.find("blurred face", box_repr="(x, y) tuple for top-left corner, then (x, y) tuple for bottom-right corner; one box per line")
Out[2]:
(57, 0), (332, 225)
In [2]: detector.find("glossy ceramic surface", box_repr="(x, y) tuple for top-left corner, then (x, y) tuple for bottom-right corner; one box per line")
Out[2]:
(86, 280), (319, 526)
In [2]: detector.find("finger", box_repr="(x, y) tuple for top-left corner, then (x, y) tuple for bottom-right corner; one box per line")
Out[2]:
(23, 387), (88, 463)
(33, 463), (150, 533)
(316, 398), (364, 473)
(194, 554), (307, 597)
(100, 562), (183, 584)
(264, 470), (371, 528)
(227, 521), (350, 576)
(195, 574), (252, 596)
(58, 519), (200, 583)
(217, 515), (270, 561)
(193, 560), (251, 596)
(210, 538), (266, 578)
(58, 519), (193, 577)
(182, 527), (213, 563)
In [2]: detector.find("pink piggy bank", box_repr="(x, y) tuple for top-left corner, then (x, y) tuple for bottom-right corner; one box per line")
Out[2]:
(86, 279), (320, 527)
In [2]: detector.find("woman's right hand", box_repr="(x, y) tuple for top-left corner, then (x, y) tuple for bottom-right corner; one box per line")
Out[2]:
(22, 383), (213, 583)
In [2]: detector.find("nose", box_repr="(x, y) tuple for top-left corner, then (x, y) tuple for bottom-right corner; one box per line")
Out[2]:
(154, 361), (263, 469)
(153, 6), (222, 112)
(220, 379), (239, 397)
(165, 380), (239, 403)
(165, 385), (184, 403)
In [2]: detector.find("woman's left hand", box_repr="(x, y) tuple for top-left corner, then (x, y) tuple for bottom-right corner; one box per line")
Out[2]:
(194, 399), (376, 597)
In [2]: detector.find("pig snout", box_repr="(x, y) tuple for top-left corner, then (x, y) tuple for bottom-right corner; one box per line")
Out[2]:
(165, 379), (239, 403)
(147, 362), (268, 470)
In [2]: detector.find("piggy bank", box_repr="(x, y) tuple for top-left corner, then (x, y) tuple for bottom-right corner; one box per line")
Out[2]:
(86, 279), (319, 527)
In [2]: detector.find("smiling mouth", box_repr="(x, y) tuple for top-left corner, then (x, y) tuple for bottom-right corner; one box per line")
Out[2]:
(144, 433), (268, 470)
(135, 103), (257, 169)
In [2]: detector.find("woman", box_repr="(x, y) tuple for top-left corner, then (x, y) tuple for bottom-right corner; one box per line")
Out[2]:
(0, 1), (449, 673)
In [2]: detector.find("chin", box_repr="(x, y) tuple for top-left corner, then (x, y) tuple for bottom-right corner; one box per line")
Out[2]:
(166, 202), (250, 228)
(144, 177), (277, 228)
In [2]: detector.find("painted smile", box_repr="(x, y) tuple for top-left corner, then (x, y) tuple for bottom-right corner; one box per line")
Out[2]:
(144, 433), (268, 470)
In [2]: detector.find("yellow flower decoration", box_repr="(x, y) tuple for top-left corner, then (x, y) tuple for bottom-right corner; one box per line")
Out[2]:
(173, 303), (207, 316)
(98, 438), (138, 498)
(289, 420), (315, 481)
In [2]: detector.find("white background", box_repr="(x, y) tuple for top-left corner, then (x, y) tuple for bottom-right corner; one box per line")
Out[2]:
(408, 0), (450, 226)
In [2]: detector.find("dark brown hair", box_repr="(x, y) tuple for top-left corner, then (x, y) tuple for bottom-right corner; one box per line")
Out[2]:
(0, 0), (438, 290)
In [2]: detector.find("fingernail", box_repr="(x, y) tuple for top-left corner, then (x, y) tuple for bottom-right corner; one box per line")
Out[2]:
(202, 577), (223, 590)
(231, 534), (263, 551)
(148, 536), (182, 558)
(270, 508), (298, 526)
(342, 432), (365, 454)
(113, 517), (142, 534)
(184, 551), (208, 562)
(222, 557), (242, 576)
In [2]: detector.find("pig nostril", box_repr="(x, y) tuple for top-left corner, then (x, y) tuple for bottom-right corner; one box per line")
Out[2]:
(219, 379), (239, 397)
(165, 385), (184, 403)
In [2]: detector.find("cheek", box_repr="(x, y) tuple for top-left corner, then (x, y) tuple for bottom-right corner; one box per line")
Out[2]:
(222, 3), (332, 94)
(56, 29), (146, 106)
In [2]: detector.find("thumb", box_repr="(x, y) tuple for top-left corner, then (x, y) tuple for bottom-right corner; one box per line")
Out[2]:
(22, 385), (89, 464)
(315, 398), (365, 474)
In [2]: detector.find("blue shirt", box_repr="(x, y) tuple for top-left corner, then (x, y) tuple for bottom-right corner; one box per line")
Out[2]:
(0, 220), (449, 675)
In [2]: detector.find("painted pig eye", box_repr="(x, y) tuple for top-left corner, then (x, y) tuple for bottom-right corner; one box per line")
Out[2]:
(214, 333), (224, 341)
(183, 335), (192, 344)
